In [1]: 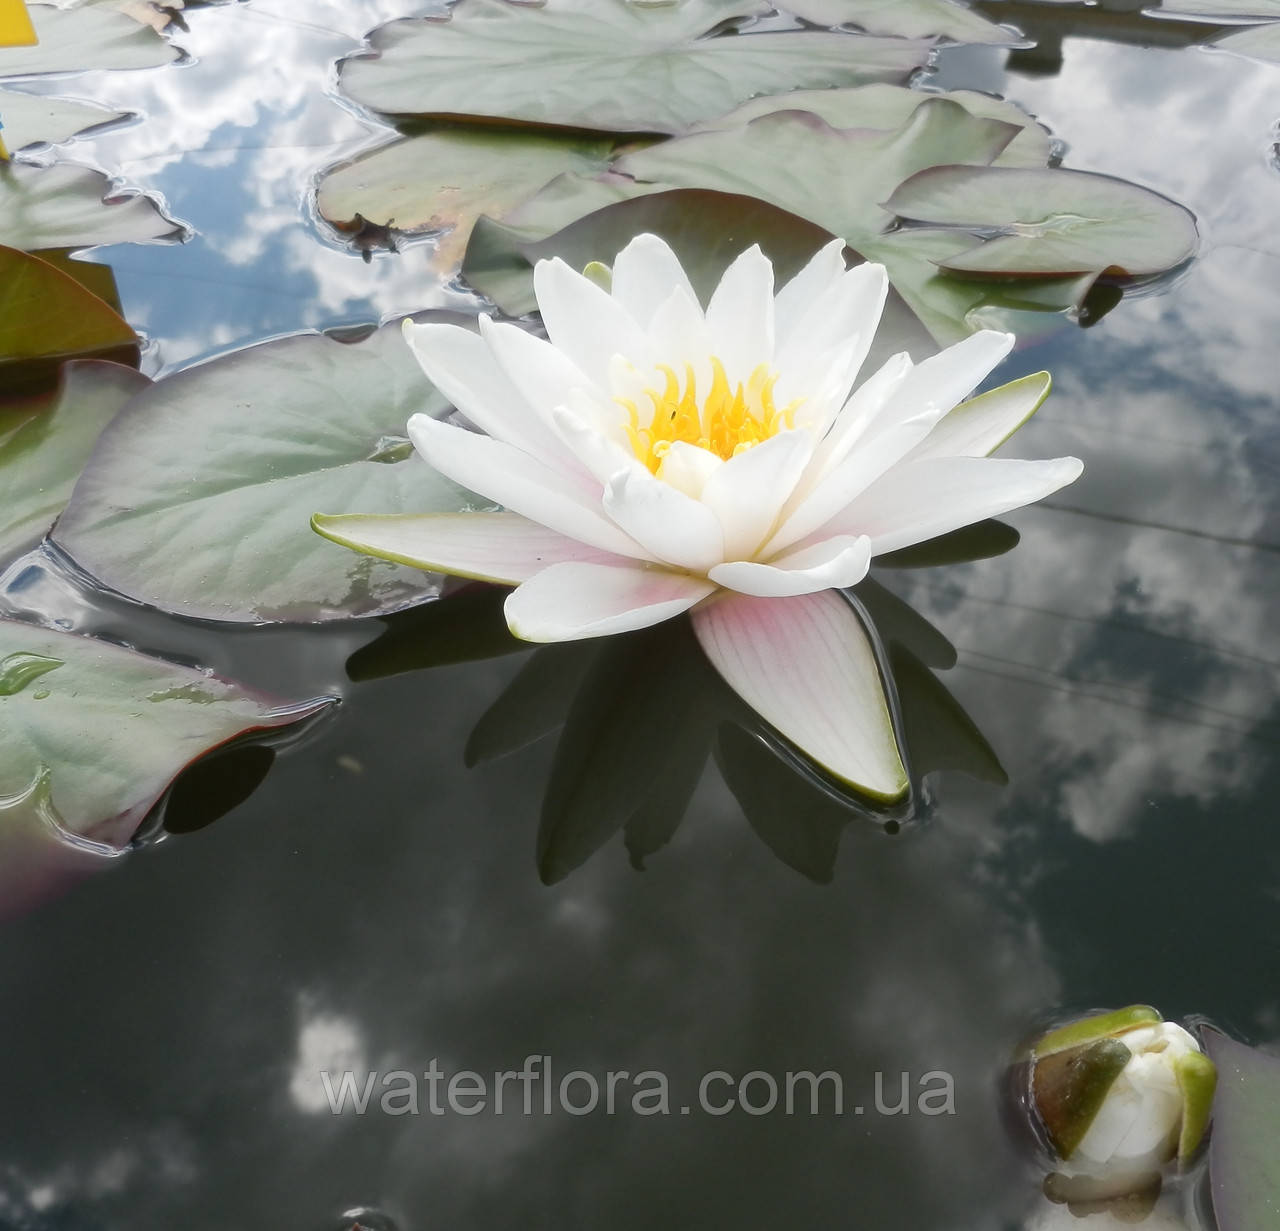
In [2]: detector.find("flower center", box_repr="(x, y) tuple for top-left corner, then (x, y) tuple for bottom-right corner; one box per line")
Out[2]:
(617, 356), (801, 474)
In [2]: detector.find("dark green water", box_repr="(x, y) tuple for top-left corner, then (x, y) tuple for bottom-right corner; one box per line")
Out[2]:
(2, 2), (1279, 1227)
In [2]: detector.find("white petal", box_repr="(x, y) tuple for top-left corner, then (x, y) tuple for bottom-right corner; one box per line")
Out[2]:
(773, 238), (848, 327)
(806, 350), (914, 484)
(706, 244), (775, 384)
(552, 400), (638, 486)
(505, 561), (715, 642)
(611, 233), (699, 328)
(876, 329), (1015, 432)
(602, 466), (725, 572)
(311, 512), (623, 584)
(822, 455), (1085, 556)
(767, 406), (945, 555)
(691, 589), (907, 799)
(906, 370), (1052, 462)
(533, 257), (652, 387)
(774, 262), (889, 411)
(645, 282), (713, 395)
(654, 440), (723, 499)
(699, 429), (814, 561)
(407, 413), (649, 559)
(479, 316), (602, 429)
(401, 320), (567, 469)
(710, 535), (871, 597)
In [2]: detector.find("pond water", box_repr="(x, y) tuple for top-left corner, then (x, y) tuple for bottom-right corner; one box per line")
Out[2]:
(2, 2), (1279, 1228)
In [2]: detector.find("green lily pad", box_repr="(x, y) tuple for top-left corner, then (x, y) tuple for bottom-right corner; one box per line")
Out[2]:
(884, 165), (1200, 276)
(0, 617), (333, 851)
(1212, 21), (1280, 63)
(315, 128), (624, 273)
(337, 0), (931, 135)
(52, 322), (479, 624)
(0, 161), (181, 250)
(785, 0), (1025, 44)
(0, 87), (126, 151)
(0, 359), (147, 561)
(0, 245), (138, 386)
(0, 2), (179, 77)
(1151, 0), (1280, 16)
(1205, 1032), (1280, 1231)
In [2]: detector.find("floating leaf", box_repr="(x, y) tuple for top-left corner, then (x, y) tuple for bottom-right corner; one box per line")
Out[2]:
(0, 2), (178, 76)
(0, 617), (333, 852)
(0, 360), (147, 561)
(785, 0), (1024, 45)
(53, 322), (479, 623)
(1150, 0), (1280, 16)
(337, 0), (931, 135)
(1204, 1032), (1280, 1231)
(0, 161), (181, 250)
(0, 87), (125, 151)
(884, 165), (1200, 276)
(315, 129), (621, 271)
(0, 245), (137, 388)
(1212, 21), (1280, 62)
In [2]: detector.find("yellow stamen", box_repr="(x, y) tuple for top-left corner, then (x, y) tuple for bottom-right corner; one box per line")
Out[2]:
(617, 356), (803, 475)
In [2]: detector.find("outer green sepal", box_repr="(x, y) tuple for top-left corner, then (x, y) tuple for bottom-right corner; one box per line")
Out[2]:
(1032, 1005), (1162, 1060)
(1175, 1050), (1217, 1164)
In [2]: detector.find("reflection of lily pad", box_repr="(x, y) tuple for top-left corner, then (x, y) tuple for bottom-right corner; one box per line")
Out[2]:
(0, 618), (332, 854)
(315, 129), (622, 271)
(0, 244), (137, 382)
(786, 0), (1024, 44)
(0, 360), (146, 561)
(0, 161), (181, 250)
(338, 0), (931, 134)
(1205, 1031), (1280, 1231)
(53, 322), (479, 623)
(884, 165), (1200, 276)
(0, 2), (179, 76)
(0, 87), (126, 151)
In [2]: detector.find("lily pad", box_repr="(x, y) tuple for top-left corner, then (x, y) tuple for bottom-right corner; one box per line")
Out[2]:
(315, 129), (623, 272)
(0, 161), (181, 250)
(0, 87), (125, 150)
(0, 360), (146, 561)
(0, 2), (179, 77)
(884, 165), (1200, 276)
(1205, 1031), (1280, 1231)
(0, 617), (332, 854)
(337, 0), (931, 135)
(52, 322), (480, 623)
(0, 244), (138, 385)
(785, 0), (1025, 44)
(1212, 21), (1280, 62)
(1150, 0), (1280, 16)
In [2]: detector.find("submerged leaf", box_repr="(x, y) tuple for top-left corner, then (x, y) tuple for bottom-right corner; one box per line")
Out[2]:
(0, 87), (125, 151)
(0, 1), (178, 76)
(0, 359), (147, 561)
(337, 0), (930, 134)
(53, 322), (480, 623)
(0, 161), (181, 250)
(884, 165), (1200, 276)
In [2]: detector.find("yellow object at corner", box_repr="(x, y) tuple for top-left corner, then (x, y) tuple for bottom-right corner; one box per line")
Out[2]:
(0, 0), (38, 48)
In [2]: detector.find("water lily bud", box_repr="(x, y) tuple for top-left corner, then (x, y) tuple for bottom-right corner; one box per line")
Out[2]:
(1025, 1006), (1217, 1186)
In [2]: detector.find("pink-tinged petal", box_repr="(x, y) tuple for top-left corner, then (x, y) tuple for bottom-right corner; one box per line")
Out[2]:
(692, 589), (907, 800)
(407, 413), (650, 559)
(534, 257), (653, 388)
(822, 454), (1085, 555)
(774, 262), (889, 412)
(874, 329), (1014, 432)
(808, 351), (913, 482)
(772, 238), (848, 326)
(906, 371), (1052, 462)
(706, 244), (775, 384)
(401, 320), (567, 470)
(699, 428), (814, 561)
(505, 561), (716, 642)
(767, 406), (945, 555)
(311, 512), (623, 585)
(611, 233), (699, 328)
(709, 534), (871, 597)
(603, 466), (725, 572)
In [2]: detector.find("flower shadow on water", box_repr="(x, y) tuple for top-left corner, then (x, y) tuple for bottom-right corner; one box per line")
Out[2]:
(344, 519), (1018, 885)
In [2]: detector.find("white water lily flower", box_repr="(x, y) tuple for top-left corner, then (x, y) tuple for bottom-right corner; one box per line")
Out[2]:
(314, 235), (1082, 797)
